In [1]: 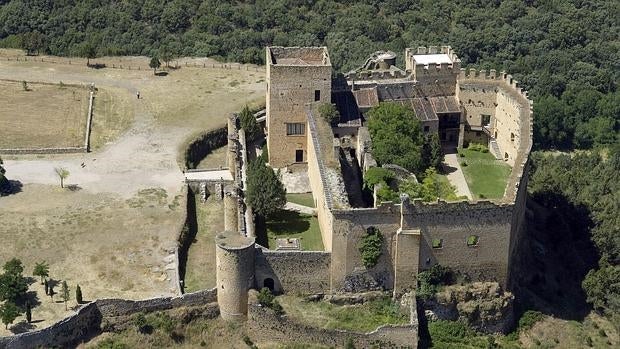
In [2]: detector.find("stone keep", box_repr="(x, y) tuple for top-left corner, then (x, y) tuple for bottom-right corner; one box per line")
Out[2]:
(215, 231), (255, 321)
(266, 46), (332, 168)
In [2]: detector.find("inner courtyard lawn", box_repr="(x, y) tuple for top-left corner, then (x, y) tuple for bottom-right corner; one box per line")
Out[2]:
(286, 192), (316, 207)
(266, 210), (324, 251)
(459, 149), (511, 199)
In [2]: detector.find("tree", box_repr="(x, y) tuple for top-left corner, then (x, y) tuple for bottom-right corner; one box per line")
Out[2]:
(0, 259), (28, 303)
(33, 261), (49, 284)
(25, 301), (31, 323)
(78, 41), (97, 66)
(239, 105), (260, 140)
(367, 102), (425, 175)
(318, 103), (340, 125)
(0, 302), (21, 329)
(60, 281), (69, 310)
(0, 156), (8, 195)
(246, 159), (287, 219)
(21, 80), (28, 91)
(75, 284), (83, 304)
(44, 279), (49, 296)
(21, 31), (45, 56)
(149, 56), (161, 75)
(54, 167), (69, 188)
(423, 133), (443, 170)
(3, 258), (23, 276)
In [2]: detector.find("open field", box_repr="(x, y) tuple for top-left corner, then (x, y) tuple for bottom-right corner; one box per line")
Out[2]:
(459, 148), (511, 199)
(0, 184), (184, 336)
(0, 51), (265, 334)
(183, 196), (223, 293)
(277, 295), (409, 332)
(266, 210), (324, 251)
(0, 80), (89, 149)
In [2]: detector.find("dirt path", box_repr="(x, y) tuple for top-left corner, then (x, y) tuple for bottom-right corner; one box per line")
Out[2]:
(0, 62), (187, 198)
(442, 153), (473, 200)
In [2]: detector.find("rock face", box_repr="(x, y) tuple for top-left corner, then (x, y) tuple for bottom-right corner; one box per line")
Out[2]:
(423, 282), (514, 334)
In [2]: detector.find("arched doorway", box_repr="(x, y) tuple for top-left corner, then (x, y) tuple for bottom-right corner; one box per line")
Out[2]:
(263, 278), (275, 292)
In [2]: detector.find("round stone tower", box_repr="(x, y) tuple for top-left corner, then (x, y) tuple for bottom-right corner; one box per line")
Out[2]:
(215, 230), (255, 321)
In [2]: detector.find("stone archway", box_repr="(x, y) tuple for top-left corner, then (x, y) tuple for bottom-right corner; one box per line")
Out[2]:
(263, 278), (275, 292)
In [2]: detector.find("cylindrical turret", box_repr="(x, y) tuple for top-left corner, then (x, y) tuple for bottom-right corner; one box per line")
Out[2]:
(215, 231), (255, 321)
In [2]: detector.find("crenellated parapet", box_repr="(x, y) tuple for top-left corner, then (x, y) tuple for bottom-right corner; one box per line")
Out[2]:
(345, 69), (409, 81)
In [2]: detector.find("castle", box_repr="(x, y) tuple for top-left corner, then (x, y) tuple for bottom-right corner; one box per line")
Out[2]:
(217, 45), (532, 323)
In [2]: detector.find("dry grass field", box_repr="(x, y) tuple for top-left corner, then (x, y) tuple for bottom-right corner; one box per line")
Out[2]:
(0, 80), (89, 149)
(0, 50), (265, 335)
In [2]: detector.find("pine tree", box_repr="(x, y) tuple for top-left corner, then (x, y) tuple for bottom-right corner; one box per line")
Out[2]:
(75, 284), (83, 304)
(246, 159), (286, 219)
(61, 281), (70, 310)
(25, 301), (31, 323)
(239, 105), (261, 140)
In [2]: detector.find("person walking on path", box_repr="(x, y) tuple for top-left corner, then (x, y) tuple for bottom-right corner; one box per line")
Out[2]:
(136, 91), (140, 99)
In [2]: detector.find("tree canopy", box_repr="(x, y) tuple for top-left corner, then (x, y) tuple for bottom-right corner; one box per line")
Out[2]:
(367, 102), (425, 174)
(0, 0), (616, 149)
(246, 158), (286, 219)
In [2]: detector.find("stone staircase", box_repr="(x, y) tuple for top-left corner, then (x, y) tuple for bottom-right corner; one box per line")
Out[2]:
(489, 139), (502, 160)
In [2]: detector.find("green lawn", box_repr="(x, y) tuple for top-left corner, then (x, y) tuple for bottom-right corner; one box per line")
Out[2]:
(435, 173), (464, 201)
(459, 149), (511, 199)
(266, 210), (323, 251)
(278, 295), (409, 332)
(286, 193), (316, 208)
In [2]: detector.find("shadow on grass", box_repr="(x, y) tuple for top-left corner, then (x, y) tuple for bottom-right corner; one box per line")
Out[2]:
(10, 321), (36, 334)
(155, 71), (169, 77)
(267, 210), (311, 236)
(0, 180), (23, 196)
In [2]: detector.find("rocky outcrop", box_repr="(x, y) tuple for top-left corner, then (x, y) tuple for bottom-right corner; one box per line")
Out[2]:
(423, 282), (514, 334)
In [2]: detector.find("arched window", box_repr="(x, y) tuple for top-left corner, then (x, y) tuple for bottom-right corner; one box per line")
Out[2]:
(510, 133), (515, 142)
(504, 152), (509, 161)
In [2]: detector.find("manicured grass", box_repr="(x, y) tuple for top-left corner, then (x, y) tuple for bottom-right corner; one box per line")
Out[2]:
(286, 193), (316, 208)
(278, 295), (409, 332)
(266, 210), (323, 251)
(459, 149), (511, 199)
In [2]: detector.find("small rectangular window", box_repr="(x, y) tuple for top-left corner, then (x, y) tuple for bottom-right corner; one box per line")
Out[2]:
(432, 238), (443, 249)
(286, 123), (305, 136)
(314, 90), (321, 101)
(481, 114), (491, 126)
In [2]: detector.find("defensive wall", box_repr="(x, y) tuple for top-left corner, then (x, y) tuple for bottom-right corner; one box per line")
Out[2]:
(0, 288), (217, 349)
(254, 248), (331, 294)
(247, 303), (418, 349)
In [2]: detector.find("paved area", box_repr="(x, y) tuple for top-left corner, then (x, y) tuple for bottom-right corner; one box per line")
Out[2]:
(442, 153), (473, 200)
(280, 170), (311, 193)
(185, 169), (233, 182)
(285, 202), (316, 215)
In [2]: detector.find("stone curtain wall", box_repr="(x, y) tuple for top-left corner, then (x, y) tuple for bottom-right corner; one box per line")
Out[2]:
(254, 248), (331, 294)
(0, 288), (217, 349)
(183, 126), (228, 170)
(248, 304), (418, 349)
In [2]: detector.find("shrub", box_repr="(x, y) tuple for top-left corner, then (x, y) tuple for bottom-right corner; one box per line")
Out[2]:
(257, 288), (284, 316)
(318, 103), (340, 125)
(363, 167), (395, 190)
(517, 310), (544, 333)
(461, 161), (468, 167)
(240, 105), (261, 140)
(376, 185), (398, 202)
(468, 143), (489, 152)
(96, 338), (127, 349)
(358, 227), (383, 268)
(417, 264), (454, 300)
(428, 320), (476, 342)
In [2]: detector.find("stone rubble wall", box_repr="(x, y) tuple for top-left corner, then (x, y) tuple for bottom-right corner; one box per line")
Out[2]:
(0, 288), (217, 349)
(247, 304), (418, 349)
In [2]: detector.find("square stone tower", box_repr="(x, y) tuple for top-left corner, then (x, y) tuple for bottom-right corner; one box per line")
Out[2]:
(266, 47), (332, 168)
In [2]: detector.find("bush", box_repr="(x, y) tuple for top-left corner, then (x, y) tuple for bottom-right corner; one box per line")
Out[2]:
(257, 288), (284, 316)
(358, 227), (383, 268)
(417, 264), (454, 300)
(517, 310), (544, 333)
(467, 143), (489, 152)
(376, 185), (398, 202)
(318, 103), (340, 125)
(363, 167), (395, 190)
(96, 338), (127, 349)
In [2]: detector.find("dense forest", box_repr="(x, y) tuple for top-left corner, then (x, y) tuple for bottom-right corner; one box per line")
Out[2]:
(0, 0), (617, 150)
(0, 0), (618, 321)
